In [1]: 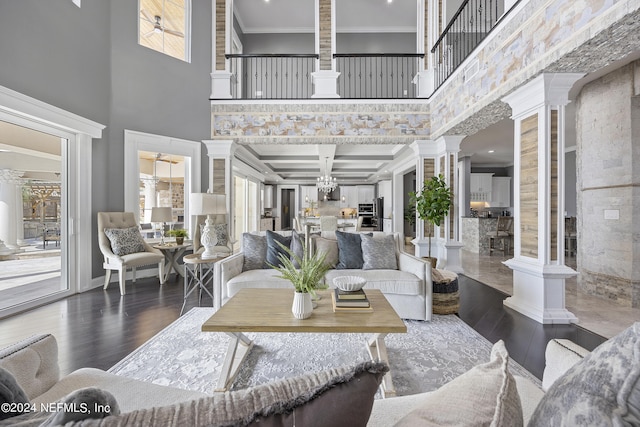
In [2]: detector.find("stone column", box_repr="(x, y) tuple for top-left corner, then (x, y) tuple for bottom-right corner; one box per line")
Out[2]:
(211, 0), (232, 99)
(311, 0), (340, 98)
(501, 73), (584, 324)
(0, 169), (25, 253)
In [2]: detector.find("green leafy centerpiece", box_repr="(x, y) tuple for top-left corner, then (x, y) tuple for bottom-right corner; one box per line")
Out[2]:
(269, 242), (330, 319)
(167, 229), (188, 245)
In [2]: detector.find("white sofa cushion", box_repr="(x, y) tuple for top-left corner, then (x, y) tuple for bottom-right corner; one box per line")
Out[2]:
(227, 269), (293, 298)
(325, 270), (422, 296)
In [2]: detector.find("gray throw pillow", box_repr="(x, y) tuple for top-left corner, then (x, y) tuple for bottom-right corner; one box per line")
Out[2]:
(313, 236), (339, 268)
(360, 234), (398, 270)
(290, 230), (305, 268)
(0, 367), (29, 420)
(265, 230), (292, 268)
(242, 233), (268, 271)
(104, 226), (145, 256)
(335, 231), (372, 269)
(40, 387), (120, 426)
(529, 322), (640, 426)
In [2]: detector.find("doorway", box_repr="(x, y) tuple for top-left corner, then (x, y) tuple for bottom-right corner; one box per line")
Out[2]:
(280, 189), (295, 230)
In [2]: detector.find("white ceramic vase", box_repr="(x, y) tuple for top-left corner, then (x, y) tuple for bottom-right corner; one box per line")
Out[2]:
(292, 291), (313, 319)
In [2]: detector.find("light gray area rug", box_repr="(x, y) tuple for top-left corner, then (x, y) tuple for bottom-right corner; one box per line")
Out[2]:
(109, 307), (541, 396)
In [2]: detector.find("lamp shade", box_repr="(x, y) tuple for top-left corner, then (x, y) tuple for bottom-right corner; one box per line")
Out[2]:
(189, 193), (226, 215)
(150, 206), (172, 223)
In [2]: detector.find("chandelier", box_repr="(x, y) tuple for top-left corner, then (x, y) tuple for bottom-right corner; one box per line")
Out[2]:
(316, 157), (338, 194)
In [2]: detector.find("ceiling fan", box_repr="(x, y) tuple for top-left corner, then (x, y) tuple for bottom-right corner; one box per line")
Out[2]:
(142, 11), (184, 38)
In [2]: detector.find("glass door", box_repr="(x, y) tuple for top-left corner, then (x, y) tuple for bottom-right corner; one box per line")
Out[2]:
(0, 120), (69, 311)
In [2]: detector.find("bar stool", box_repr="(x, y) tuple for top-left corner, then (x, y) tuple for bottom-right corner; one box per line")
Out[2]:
(487, 216), (513, 256)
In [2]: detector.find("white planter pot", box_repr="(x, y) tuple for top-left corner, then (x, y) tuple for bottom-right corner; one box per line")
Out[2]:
(292, 292), (313, 319)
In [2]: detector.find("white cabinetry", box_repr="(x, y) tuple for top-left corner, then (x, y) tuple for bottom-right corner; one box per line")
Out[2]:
(383, 218), (393, 233)
(470, 173), (494, 201)
(340, 186), (358, 208)
(300, 186), (318, 205)
(490, 177), (511, 207)
(356, 185), (375, 204)
(263, 185), (273, 209)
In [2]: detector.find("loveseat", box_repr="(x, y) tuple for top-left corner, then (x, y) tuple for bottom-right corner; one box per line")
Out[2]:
(4, 323), (637, 426)
(214, 230), (433, 321)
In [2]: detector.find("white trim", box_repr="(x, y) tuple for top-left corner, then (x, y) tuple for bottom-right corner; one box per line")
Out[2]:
(123, 130), (202, 228)
(0, 84), (102, 317)
(72, 0), (81, 7)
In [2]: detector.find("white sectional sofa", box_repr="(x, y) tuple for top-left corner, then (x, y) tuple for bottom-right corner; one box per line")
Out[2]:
(213, 230), (433, 321)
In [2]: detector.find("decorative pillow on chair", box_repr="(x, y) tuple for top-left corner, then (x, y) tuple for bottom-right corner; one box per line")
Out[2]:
(360, 234), (398, 270)
(103, 226), (145, 256)
(242, 233), (268, 271)
(529, 322), (640, 426)
(212, 223), (228, 247)
(0, 367), (30, 420)
(265, 230), (292, 268)
(395, 340), (523, 427)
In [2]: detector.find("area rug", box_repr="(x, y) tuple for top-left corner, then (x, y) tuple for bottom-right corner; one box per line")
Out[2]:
(109, 307), (541, 396)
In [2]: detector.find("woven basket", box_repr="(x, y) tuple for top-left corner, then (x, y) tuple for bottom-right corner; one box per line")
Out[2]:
(433, 291), (460, 315)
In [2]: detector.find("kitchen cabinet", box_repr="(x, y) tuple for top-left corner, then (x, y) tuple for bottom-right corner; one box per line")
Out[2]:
(490, 177), (511, 207)
(340, 186), (358, 207)
(300, 186), (318, 205)
(470, 173), (493, 201)
(383, 218), (393, 233)
(356, 185), (375, 204)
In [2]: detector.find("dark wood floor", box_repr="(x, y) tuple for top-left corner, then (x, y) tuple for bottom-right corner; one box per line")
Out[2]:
(0, 273), (606, 380)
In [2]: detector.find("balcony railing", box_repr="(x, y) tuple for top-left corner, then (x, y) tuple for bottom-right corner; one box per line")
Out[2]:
(226, 54), (318, 100)
(431, 0), (503, 91)
(334, 53), (424, 99)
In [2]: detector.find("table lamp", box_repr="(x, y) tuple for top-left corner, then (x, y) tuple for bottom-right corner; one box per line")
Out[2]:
(150, 206), (172, 244)
(190, 192), (226, 259)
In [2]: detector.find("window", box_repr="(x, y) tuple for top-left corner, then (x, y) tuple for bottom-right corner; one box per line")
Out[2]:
(139, 0), (191, 62)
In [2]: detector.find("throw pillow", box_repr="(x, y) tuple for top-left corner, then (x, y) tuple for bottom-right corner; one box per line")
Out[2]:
(104, 226), (145, 256)
(242, 233), (268, 271)
(83, 361), (388, 426)
(212, 223), (228, 246)
(529, 322), (640, 426)
(265, 230), (292, 268)
(360, 234), (398, 270)
(335, 231), (371, 269)
(290, 230), (305, 268)
(0, 367), (30, 421)
(40, 387), (120, 426)
(313, 236), (339, 268)
(395, 340), (523, 427)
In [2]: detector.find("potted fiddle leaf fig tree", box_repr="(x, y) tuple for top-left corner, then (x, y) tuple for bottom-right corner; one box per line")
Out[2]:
(409, 174), (454, 268)
(269, 243), (330, 319)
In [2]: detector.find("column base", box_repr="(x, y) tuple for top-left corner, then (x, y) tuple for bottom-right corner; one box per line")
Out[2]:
(503, 258), (578, 324)
(210, 71), (233, 99)
(412, 238), (443, 268)
(311, 71), (341, 98)
(443, 241), (465, 273)
(413, 70), (434, 98)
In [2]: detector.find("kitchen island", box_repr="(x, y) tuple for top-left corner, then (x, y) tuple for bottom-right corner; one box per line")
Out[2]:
(461, 217), (510, 255)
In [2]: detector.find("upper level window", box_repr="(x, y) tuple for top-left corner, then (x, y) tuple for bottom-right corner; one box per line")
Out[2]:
(139, 0), (191, 62)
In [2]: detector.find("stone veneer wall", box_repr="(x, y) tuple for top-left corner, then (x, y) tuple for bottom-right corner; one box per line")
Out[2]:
(575, 60), (640, 307)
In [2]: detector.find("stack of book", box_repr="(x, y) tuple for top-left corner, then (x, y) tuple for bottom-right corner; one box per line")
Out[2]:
(331, 288), (373, 312)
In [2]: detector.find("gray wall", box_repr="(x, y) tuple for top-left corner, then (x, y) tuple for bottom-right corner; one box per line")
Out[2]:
(565, 150), (577, 217)
(242, 33), (315, 54)
(336, 33), (416, 53)
(0, 0), (212, 279)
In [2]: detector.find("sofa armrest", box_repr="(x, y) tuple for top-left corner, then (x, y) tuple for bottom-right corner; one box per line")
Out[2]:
(0, 334), (60, 400)
(397, 251), (433, 321)
(541, 338), (590, 391)
(214, 253), (245, 308)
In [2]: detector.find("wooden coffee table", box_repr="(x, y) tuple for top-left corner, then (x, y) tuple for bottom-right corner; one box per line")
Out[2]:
(201, 288), (406, 397)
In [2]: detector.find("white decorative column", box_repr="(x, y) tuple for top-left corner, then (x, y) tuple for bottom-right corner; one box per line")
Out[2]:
(0, 169), (25, 253)
(210, 0), (233, 99)
(410, 140), (438, 260)
(203, 140), (235, 238)
(501, 73), (584, 324)
(439, 136), (465, 273)
(142, 179), (158, 224)
(311, 0), (340, 98)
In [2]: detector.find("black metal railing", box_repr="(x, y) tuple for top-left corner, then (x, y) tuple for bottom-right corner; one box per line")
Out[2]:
(226, 54), (318, 100)
(431, 0), (503, 90)
(334, 53), (424, 99)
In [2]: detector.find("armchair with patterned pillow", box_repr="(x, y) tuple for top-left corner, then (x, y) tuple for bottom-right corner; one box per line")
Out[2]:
(192, 214), (235, 257)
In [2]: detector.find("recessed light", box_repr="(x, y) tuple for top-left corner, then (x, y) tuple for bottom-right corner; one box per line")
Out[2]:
(488, 150), (495, 153)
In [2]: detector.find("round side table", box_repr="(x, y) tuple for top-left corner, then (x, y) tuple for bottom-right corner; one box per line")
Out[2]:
(181, 253), (227, 315)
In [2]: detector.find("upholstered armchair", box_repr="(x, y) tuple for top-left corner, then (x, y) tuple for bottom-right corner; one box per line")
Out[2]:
(97, 212), (165, 295)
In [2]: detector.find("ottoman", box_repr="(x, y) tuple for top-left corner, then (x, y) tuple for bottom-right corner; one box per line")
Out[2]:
(432, 269), (459, 314)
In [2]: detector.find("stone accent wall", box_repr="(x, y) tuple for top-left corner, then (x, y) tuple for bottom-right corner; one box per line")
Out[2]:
(576, 60), (640, 307)
(550, 110), (558, 261)
(215, 0), (226, 71)
(520, 114), (538, 259)
(212, 159), (225, 195)
(319, 0), (332, 70)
